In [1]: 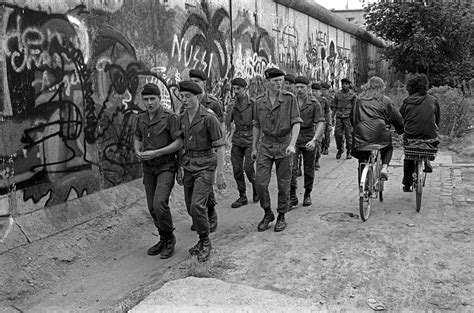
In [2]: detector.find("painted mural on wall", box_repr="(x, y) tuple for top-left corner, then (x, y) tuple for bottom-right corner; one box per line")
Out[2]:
(0, 0), (386, 219)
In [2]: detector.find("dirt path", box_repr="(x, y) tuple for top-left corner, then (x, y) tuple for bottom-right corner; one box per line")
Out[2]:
(1, 144), (473, 312)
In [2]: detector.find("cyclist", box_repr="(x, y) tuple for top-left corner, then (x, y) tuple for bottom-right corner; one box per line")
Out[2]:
(350, 76), (404, 181)
(399, 74), (440, 192)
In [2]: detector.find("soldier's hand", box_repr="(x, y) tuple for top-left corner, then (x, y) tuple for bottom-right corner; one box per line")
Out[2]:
(251, 149), (258, 161)
(216, 172), (226, 190)
(140, 150), (160, 161)
(305, 140), (316, 151)
(286, 144), (296, 155)
(176, 167), (184, 186)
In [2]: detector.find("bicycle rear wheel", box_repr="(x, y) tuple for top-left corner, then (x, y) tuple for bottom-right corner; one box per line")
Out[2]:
(359, 166), (372, 221)
(415, 161), (423, 212)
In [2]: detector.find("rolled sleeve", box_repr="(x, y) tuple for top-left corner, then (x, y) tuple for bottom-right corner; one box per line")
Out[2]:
(206, 115), (226, 147)
(290, 98), (303, 125)
(313, 101), (325, 125)
(168, 114), (182, 141)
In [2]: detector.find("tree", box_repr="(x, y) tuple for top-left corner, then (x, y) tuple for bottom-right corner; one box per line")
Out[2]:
(364, 1), (474, 86)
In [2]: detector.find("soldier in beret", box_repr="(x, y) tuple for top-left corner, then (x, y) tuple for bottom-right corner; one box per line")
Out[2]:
(289, 76), (325, 208)
(283, 74), (296, 94)
(188, 68), (224, 232)
(320, 82), (333, 155)
(251, 68), (302, 232)
(332, 78), (356, 159)
(176, 80), (226, 262)
(134, 83), (183, 259)
(225, 77), (259, 208)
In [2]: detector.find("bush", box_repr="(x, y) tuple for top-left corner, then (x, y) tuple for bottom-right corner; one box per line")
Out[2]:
(429, 86), (471, 137)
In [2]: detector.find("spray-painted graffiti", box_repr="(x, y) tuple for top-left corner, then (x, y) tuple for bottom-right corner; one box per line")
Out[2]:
(272, 17), (299, 70)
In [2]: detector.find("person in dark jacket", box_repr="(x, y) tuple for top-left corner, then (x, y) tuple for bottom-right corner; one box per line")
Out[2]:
(399, 73), (440, 192)
(350, 76), (404, 181)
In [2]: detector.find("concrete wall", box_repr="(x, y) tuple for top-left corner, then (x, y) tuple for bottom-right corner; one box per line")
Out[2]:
(0, 0), (388, 233)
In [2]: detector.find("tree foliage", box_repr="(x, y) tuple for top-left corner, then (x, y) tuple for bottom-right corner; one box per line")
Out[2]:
(364, 1), (474, 86)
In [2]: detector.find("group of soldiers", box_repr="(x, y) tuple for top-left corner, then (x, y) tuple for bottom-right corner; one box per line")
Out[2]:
(134, 67), (356, 262)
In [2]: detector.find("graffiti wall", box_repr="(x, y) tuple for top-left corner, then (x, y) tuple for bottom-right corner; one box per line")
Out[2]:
(0, 0), (387, 218)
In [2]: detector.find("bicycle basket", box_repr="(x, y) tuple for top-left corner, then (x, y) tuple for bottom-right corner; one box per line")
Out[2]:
(404, 146), (438, 161)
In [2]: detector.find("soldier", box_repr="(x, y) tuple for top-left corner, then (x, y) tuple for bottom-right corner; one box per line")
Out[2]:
(332, 78), (356, 159)
(226, 78), (259, 208)
(290, 76), (325, 208)
(283, 74), (296, 94)
(134, 83), (183, 259)
(252, 68), (302, 232)
(320, 82), (333, 155)
(310, 83), (323, 170)
(177, 81), (226, 262)
(188, 69), (224, 232)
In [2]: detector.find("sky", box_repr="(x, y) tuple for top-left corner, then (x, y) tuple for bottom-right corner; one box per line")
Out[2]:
(314, 0), (369, 10)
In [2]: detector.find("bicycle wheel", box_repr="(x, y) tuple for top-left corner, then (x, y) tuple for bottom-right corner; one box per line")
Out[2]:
(415, 161), (423, 212)
(359, 166), (372, 221)
(376, 156), (384, 202)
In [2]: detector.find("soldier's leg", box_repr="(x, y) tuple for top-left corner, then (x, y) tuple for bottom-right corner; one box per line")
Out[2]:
(302, 147), (316, 197)
(274, 154), (292, 232)
(343, 118), (353, 159)
(153, 170), (176, 259)
(243, 146), (258, 202)
(207, 189), (218, 232)
(334, 118), (344, 158)
(322, 124), (331, 153)
(143, 171), (164, 255)
(314, 140), (321, 170)
(289, 147), (300, 207)
(183, 170), (195, 230)
(189, 169), (214, 262)
(231, 145), (246, 197)
(256, 153), (275, 232)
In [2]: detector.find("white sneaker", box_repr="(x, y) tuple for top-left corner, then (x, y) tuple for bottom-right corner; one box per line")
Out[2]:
(380, 167), (389, 181)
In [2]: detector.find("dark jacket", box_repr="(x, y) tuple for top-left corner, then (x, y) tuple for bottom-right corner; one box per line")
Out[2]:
(351, 95), (404, 150)
(399, 92), (440, 140)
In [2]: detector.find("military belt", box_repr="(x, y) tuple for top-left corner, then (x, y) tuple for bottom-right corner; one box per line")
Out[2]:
(185, 149), (214, 158)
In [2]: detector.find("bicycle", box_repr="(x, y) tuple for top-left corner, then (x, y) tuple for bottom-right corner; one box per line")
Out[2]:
(358, 144), (387, 221)
(403, 140), (438, 212)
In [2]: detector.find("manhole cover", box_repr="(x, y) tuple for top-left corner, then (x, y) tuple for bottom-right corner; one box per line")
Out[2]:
(320, 212), (359, 222)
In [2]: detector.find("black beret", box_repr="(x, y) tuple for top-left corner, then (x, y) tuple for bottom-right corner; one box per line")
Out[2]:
(189, 69), (207, 81)
(264, 68), (285, 79)
(341, 78), (352, 84)
(142, 83), (161, 96)
(311, 83), (322, 90)
(321, 82), (331, 89)
(179, 81), (202, 95)
(284, 74), (295, 84)
(231, 77), (247, 87)
(295, 76), (310, 85)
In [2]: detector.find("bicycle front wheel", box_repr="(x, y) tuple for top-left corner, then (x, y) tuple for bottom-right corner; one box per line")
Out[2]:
(359, 166), (372, 221)
(416, 161), (423, 212)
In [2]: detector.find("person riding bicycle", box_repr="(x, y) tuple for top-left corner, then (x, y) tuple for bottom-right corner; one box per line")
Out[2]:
(399, 73), (440, 192)
(350, 76), (404, 181)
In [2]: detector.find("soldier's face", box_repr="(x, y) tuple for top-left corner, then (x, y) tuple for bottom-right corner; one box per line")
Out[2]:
(141, 95), (161, 113)
(312, 89), (321, 97)
(232, 85), (245, 96)
(342, 82), (350, 91)
(295, 84), (308, 97)
(322, 89), (329, 96)
(180, 91), (199, 110)
(268, 77), (283, 91)
(190, 77), (206, 90)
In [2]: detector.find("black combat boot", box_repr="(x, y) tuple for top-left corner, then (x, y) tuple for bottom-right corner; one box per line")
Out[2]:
(147, 231), (165, 256)
(252, 184), (259, 203)
(274, 213), (287, 232)
(303, 189), (312, 206)
(336, 149), (343, 159)
(322, 147), (329, 155)
(231, 194), (248, 208)
(197, 234), (212, 263)
(314, 158), (321, 170)
(346, 152), (352, 159)
(208, 206), (218, 233)
(160, 232), (176, 259)
(189, 237), (203, 255)
(257, 210), (275, 232)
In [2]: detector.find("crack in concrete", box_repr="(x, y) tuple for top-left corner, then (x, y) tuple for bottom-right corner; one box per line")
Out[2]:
(16, 221), (32, 243)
